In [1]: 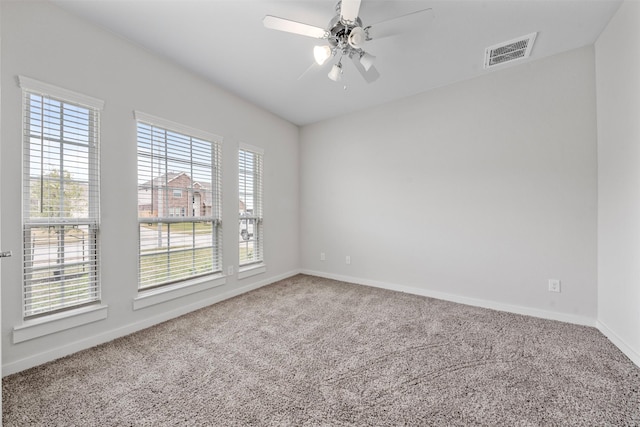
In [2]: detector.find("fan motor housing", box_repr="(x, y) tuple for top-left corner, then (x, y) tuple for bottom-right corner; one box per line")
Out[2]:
(327, 15), (363, 48)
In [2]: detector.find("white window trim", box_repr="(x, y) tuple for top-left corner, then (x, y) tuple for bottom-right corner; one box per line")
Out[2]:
(13, 304), (108, 344)
(19, 76), (104, 320)
(239, 142), (264, 155)
(18, 76), (105, 110)
(238, 263), (267, 279)
(133, 110), (222, 143)
(133, 274), (226, 310)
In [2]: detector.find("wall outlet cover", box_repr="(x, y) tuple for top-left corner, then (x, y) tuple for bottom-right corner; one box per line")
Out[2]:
(548, 279), (561, 293)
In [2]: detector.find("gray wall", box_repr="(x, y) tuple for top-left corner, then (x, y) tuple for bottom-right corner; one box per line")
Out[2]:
(1, 1), (299, 373)
(595, 0), (640, 366)
(300, 46), (598, 324)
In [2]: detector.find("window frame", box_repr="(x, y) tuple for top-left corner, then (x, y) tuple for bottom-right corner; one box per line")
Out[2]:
(238, 143), (265, 274)
(19, 76), (104, 319)
(135, 111), (223, 291)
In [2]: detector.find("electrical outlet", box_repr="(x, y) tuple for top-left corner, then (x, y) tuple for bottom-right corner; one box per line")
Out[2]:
(548, 279), (561, 293)
(320, 252), (326, 261)
(346, 255), (351, 265)
(228, 265), (234, 276)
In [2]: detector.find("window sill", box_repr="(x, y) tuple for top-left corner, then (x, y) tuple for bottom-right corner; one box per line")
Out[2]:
(133, 274), (226, 310)
(238, 263), (267, 279)
(13, 304), (108, 344)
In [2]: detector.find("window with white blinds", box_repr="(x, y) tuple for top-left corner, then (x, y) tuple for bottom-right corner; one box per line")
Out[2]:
(136, 112), (222, 290)
(239, 146), (263, 267)
(20, 77), (103, 318)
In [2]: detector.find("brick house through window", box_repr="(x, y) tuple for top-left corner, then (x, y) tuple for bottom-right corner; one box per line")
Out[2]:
(138, 172), (212, 218)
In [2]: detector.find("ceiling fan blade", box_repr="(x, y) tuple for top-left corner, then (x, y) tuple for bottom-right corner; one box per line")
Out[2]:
(351, 55), (380, 83)
(366, 8), (434, 40)
(263, 15), (327, 39)
(340, 0), (362, 24)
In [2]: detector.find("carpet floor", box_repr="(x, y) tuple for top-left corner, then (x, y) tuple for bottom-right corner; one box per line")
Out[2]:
(3, 274), (640, 426)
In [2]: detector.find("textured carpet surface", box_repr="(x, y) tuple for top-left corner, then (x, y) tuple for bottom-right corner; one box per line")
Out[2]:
(3, 274), (640, 426)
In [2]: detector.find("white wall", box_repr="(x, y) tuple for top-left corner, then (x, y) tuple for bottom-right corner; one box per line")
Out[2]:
(595, 1), (640, 367)
(300, 46), (598, 324)
(0, 1), (299, 374)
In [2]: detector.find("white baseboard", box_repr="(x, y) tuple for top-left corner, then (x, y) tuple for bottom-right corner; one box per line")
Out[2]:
(596, 320), (640, 368)
(301, 269), (596, 327)
(3, 269), (301, 376)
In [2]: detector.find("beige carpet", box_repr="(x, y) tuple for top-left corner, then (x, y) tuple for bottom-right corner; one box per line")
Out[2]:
(3, 274), (640, 426)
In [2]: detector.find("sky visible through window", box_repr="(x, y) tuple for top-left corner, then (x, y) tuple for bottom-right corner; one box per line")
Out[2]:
(136, 123), (212, 189)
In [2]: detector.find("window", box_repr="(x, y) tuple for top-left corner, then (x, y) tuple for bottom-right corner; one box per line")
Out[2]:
(20, 77), (103, 318)
(239, 145), (263, 267)
(136, 112), (222, 290)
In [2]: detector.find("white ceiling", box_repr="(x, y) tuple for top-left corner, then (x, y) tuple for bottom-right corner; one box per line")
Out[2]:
(51, 0), (621, 126)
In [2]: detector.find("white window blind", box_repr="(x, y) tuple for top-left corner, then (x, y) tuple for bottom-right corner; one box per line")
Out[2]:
(21, 80), (102, 318)
(239, 146), (263, 266)
(136, 113), (222, 290)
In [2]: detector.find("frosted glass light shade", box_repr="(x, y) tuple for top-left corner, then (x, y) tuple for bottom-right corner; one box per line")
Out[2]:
(348, 27), (366, 49)
(314, 45), (332, 65)
(328, 63), (342, 81)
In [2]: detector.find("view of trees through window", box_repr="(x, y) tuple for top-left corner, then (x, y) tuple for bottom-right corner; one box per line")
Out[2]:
(23, 92), (100, 318)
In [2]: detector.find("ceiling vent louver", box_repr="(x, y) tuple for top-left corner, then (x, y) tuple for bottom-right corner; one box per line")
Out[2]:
(484, 32), (537, 69)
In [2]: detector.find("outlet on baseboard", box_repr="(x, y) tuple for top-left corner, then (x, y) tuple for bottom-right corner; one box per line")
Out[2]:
(548, 279), (561, 293)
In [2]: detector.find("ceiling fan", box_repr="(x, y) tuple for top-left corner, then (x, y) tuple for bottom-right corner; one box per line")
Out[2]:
(263, 0), (434, 83)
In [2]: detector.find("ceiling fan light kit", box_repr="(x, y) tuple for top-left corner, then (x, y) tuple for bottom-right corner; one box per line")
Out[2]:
(263, 0), (434, 84)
